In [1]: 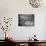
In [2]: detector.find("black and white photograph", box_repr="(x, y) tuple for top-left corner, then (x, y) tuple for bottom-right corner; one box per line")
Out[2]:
(18, 14), (34, 26)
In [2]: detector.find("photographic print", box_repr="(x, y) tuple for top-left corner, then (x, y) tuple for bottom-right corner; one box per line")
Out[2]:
(18, 14), (34, 26)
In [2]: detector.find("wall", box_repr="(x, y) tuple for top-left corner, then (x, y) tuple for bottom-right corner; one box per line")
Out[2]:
(0, 0), (46, 40)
